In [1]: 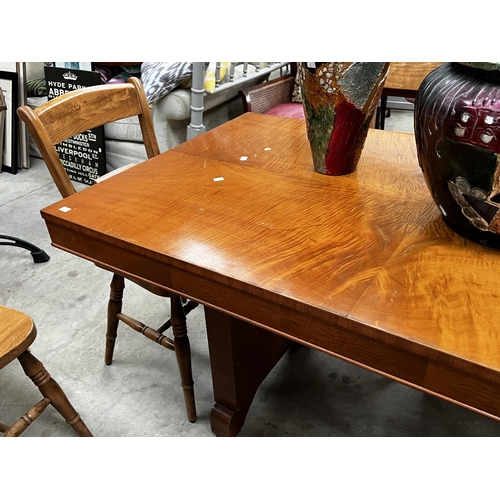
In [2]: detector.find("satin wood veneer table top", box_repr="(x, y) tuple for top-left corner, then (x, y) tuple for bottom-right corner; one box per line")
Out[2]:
(41, 113), (500, 436)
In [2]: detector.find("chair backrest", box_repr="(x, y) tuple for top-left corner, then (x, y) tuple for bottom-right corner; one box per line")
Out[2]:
(240, 74), (297, 114)
(17, 77), (159, 198)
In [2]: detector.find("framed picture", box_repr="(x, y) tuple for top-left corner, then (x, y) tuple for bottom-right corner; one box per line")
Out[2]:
(0, 70), (19, 174)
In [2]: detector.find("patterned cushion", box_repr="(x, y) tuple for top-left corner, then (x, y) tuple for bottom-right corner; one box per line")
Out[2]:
(264, 102), (305, 120)
(93, 65), (120, 83)
(107, 71), (133, 84)
(140, 62), (193, 104)
(292, 70), (303, 103)
(26, 78), (48, 97)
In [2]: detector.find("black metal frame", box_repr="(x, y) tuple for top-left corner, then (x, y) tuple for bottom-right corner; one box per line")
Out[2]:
(0, 70), (19, 174)
(0, 235), (50, 263)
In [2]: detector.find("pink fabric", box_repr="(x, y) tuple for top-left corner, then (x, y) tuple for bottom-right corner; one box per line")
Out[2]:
(264, 102), (305, 120)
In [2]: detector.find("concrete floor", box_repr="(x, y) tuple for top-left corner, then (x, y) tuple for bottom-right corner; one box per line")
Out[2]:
(2, 109), (500, 437)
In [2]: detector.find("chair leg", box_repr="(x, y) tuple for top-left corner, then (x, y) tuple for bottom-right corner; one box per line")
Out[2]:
(170, 296), (197, 422)
(105, 273), (125, 365)
(17, 350), (92, 437)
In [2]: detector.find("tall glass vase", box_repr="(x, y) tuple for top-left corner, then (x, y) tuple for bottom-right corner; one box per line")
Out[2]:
(298, 62), (389, 176)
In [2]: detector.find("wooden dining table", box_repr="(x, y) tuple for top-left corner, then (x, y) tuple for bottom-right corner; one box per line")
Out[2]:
(41, 113), (500, 436)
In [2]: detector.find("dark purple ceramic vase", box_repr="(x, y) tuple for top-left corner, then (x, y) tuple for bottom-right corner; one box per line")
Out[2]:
(414, 62), (500, 248)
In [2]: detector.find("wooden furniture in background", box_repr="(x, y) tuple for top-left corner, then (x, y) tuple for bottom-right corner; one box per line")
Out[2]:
(239, 63), (304, 119)
(40, 113), (500, 436)
(377, 62), (442, 129)
(239, 73), (296, 113)
(17, 77), (199, 422)
(0, 305), (92, 437)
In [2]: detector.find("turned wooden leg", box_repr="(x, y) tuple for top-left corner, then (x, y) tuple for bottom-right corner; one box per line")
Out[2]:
(105, 273), (125, 365)
(170, 296), (197, 423)
(17, 350), (92, 437)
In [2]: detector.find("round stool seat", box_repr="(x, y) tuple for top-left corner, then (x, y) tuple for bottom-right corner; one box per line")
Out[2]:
(0, 305), (36, 370)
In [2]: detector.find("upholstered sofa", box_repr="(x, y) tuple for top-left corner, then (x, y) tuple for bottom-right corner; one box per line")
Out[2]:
(25, 62), (291, 172)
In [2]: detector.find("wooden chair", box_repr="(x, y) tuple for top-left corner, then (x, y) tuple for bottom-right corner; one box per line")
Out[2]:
(0, 305), (92, 437)
(376, 62), (442, 129)
(17, 77), (198, 422)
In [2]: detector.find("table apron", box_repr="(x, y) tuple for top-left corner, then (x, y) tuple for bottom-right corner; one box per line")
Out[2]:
(45, 220), (500, 422)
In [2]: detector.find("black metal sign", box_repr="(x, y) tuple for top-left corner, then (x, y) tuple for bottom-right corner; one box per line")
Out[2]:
(44, 66), (106, 185)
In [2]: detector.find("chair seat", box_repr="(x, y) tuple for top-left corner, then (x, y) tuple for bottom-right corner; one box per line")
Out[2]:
(0, 305), (36, 369)
(264, 102), (305, 120)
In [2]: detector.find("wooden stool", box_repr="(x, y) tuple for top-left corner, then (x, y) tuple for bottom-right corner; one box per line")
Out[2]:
(0, 305), (92, 437)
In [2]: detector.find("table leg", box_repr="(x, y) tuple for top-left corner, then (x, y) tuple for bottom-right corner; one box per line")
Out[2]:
(204, 307), (293, 437)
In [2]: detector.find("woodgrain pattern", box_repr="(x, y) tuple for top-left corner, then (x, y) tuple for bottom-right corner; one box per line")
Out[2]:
(0, 305), (36, 369)
(376, 63), (443, 130)
(42, 115), (435, 315)
(351, 216), (500, 368)
(385, 62), (443, 92)
(41, 113), (500, 434)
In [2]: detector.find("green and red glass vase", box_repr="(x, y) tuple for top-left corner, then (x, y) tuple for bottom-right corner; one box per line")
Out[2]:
(298, 62), (389, 176)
